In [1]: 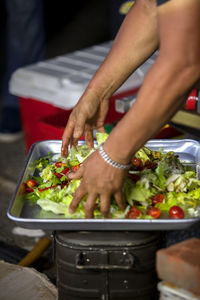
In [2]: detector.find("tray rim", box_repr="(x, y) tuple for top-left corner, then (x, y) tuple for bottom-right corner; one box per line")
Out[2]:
(7, 138), (200, 231)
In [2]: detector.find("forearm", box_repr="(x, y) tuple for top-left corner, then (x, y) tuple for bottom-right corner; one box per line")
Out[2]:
(86, 0), (159, 100)
(104, 60), (196, 163)
(104, 0), (200, 163)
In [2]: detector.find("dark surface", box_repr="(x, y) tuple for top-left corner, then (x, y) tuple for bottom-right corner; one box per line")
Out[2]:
(55, 231), (161, 300)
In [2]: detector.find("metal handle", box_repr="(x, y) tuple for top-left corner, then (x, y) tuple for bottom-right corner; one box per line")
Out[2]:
(75, 250), (135, 270)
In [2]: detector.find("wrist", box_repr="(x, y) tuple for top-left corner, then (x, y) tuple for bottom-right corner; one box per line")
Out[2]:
(103, 138), (133, 166)
(99, 143), (132, 170)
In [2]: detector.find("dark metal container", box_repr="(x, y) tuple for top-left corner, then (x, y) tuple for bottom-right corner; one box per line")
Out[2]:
(55, 231), (161, 300)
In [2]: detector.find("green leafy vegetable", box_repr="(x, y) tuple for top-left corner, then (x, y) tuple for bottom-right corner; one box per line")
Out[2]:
(24, 134), (200, 219)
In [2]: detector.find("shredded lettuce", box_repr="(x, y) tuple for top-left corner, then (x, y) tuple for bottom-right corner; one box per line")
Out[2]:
(96, 132), (109, 146)
(24, 133), (200, 219)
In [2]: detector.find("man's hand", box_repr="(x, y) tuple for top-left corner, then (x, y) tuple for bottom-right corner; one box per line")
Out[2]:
(61, 89), (109, 156)
(68, 150), (127, 218)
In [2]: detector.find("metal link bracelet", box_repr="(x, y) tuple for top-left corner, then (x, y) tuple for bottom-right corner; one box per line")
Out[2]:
(99, 143), (132, 170)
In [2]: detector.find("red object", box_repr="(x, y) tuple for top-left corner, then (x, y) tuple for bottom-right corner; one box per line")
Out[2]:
(72, 164), (81, 172)
(185, 88), (198, 111)
(153, 126), (181, 139)
(151, 194), (164, 205)
(53, 172), (63, 179)
(19, 95), (129, 152)
(38, 185), (58, 192)
(19, 84), (181, 152)
(19, 97), (69, 151)
(144, 160), (158, 170)
(128, 173), (140, 182)
(131, 158), (143, 170)
(26, 187), (34, 193)
(169, 205), (184, 219)
(26, 179), (38, 188)
(126, 206), (142, 219)
(146, 207), (162, 219)
(55, 161), (68, 168)
(62, 167), (70, 175)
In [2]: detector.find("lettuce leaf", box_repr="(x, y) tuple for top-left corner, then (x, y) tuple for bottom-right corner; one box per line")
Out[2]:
(123, 177), (153, 206)
(96, 132), (109, 147)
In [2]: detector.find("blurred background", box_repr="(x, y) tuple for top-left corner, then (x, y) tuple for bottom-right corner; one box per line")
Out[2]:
(0, 0), (127, 282)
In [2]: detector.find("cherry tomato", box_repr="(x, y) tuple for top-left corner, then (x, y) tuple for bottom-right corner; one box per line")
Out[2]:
(128, 173), (140, 182)
(151, 194), (164, 205)
(169, 206), (184, 219)
(132, 158), (143, 170)
(72, 164), (80, 172)
(26, 179), (37, 188)
(55, 161), (68, 168)
(126, 206), (142, 219)
(146, 207), (162, 219)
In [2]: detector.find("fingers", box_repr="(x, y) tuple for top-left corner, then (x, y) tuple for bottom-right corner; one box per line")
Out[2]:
(73, 113), (87, 140)
(69, 183), (87, 214)
(62, 111), (87, 157)
(68, 165), (84, 180)
(62, 116), (75, 157)
(69, 189), (125, 218)
(97, 125), (106, 133)
(84, 193), (98, 218)
(114, 191), (126, 211)
(85, 125), (94, 149)
(100, 194), (111, 218)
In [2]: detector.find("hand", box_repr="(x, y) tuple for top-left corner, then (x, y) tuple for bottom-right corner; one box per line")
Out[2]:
(68, 150), (127, 218)
(61, 88), (109, 156)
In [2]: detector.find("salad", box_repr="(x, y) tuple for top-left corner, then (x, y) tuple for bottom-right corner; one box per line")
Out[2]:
(24, 133), (200, 219)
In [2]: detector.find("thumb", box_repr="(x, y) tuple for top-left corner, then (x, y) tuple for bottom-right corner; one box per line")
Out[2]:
(68, 165), (84, 180)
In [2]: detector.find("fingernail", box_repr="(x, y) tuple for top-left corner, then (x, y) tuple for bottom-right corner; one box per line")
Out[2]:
(74, 131), (81, 138)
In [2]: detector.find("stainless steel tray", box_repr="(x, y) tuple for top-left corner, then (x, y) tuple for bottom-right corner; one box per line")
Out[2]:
(7, 139), (200, 231)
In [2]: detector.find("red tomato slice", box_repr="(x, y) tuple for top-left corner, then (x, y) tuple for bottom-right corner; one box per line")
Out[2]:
(26, 179), (38, 188)
(53, 172), (63, 179)
(38, 185), (58, 192)
(126, 206), (142, 219)
(169, 206), (184, 219)
(146, 207), (161, 219)
(151, 194), (164, 205)
(55, 161), (68, 168)
(62, 167), (70, 175)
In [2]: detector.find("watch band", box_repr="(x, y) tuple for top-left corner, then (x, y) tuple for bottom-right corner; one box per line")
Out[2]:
(99, 143), (132, 170)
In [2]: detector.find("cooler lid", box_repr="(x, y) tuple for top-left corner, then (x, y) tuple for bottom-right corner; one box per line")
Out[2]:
(9, 41), (157, 109)
(55, 231), (160, 248)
